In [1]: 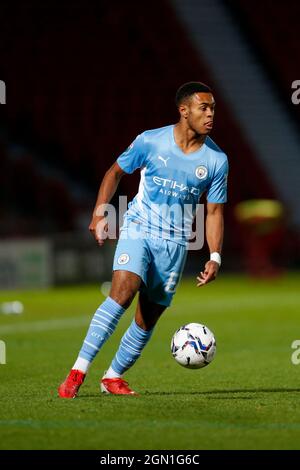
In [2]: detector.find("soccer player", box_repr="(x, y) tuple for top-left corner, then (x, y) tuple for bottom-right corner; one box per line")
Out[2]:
(58, 81), (228, 397)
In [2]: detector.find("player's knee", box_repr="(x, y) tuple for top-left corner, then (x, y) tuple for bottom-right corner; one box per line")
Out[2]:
(112, 293), (135, 309)
(109, 271), (141, 308)
(109, 285), (137, 309)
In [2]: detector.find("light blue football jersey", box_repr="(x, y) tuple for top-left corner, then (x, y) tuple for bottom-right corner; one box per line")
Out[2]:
(117, 125), (228, 245)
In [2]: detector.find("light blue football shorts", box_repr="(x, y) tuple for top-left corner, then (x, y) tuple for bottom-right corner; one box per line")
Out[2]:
(113, 221), (188, 306)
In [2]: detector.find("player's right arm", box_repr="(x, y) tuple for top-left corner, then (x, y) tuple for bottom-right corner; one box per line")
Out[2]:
(90, 133), (146, 246)
(89, 162), (125, 246)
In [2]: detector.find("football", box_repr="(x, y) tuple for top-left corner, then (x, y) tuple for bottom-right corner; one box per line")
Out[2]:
(171, 323), (216, 369)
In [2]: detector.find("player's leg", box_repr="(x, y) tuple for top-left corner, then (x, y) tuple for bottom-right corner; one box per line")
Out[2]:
(101, 293), (166, 395)
(58, 221), (150, 398)
(58, 270), (141, 398)
(100, 238), (188, 395)
(109, 270), (141, 308)
(73, 270), (141, 368)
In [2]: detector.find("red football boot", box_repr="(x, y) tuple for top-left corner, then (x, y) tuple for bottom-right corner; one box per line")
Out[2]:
(101, 377), (138, 395)
(58, 369), (86, 398)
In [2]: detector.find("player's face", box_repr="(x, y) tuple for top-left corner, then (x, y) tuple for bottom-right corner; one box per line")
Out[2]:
(184, 93), (215, 135)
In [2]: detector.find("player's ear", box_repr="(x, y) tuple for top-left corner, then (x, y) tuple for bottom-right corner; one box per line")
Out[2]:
(179, 103), (189, 119)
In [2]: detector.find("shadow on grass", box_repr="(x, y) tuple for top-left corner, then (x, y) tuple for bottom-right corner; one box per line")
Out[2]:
(142, 388), (300, 397)
(77, 394), (138, 399)
(78, 388), (300, 399)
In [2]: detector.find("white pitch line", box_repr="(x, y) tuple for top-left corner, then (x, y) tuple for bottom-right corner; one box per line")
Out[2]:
(0, 315), (91, 335)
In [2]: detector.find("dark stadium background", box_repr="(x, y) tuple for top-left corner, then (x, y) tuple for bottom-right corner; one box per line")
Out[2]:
(1, 0), (299, 288)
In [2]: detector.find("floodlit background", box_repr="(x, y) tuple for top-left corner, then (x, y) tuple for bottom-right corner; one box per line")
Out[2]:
(0, 0), (300, 450)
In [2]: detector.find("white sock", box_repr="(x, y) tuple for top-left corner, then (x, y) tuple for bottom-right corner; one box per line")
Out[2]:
(104, 366), (122, 379)
(72, 357), (91, 374)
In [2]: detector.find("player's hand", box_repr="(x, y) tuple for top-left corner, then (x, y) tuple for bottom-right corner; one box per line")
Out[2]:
(197, 260), (219, 287)
(89, 216), (108, 246)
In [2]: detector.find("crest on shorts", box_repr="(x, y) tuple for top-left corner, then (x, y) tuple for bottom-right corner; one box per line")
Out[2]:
(118, 253), (130, 265)
(195, 165), (208, 180)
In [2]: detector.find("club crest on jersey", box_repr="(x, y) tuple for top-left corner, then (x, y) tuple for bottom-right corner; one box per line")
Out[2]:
(118, 253), (130, 265)
(195, 165), (208, 180)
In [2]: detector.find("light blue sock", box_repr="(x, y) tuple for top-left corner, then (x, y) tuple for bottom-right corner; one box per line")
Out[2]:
(110, 320), (153, 375)
(78, 297), (125, 363)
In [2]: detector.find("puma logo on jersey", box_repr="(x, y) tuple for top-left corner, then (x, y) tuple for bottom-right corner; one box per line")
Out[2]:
(158, 155), (170, 167)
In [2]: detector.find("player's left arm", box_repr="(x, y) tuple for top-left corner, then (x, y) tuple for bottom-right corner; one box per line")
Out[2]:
(197, 202), (224, 287)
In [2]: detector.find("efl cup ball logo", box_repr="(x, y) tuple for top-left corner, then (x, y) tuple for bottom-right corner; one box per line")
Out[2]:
(195, 166), (208, 180)
(118, 253), (130, 265)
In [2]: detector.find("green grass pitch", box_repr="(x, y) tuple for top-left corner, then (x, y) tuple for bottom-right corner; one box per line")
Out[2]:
(0, 274), (300, 450)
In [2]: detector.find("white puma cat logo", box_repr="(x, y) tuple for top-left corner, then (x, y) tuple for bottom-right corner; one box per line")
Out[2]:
(158, 155), (170, 167)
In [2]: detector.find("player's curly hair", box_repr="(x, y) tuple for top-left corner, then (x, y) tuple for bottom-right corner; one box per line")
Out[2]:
(175, 81), (212, 107)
